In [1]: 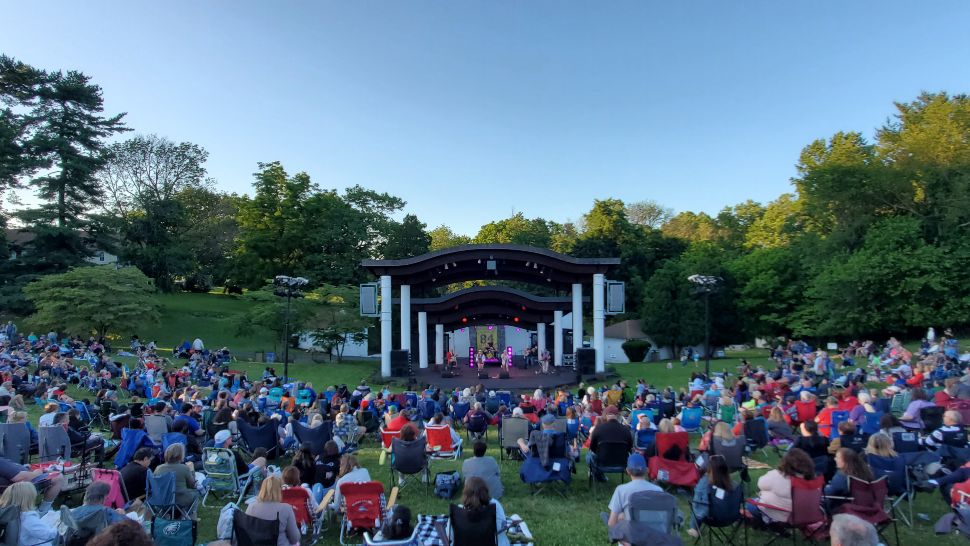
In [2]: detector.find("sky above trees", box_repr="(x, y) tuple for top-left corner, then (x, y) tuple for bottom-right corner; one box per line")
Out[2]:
(3, 1), (969, 234)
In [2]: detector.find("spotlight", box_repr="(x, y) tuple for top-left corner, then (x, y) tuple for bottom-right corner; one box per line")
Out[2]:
(444, 264), (449, 270)
(525, 261), (530, 267)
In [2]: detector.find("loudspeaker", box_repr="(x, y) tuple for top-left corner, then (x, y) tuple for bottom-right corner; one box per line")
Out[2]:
(576, 348), (595, 375)
(390, 350), (410, 377)
(498, 370), (510, 379)
(441, 370), (454, 378)
(477, 371), (489, 379)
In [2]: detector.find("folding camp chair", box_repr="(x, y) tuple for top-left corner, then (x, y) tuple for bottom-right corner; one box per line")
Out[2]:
(0, 423), (31, 465)
(744, 417), (769, 456)
(589, 441), (631, 492)
(267, 387), (284, 409)
(520, 431), (572, 497)
(363, 526), (421, 546)
(630, 409), (654, 430)
(403, 391), (418, 409)
(890, 392), (910, 417)
(201, 447), (262, 507)
(282, 487), (325, 544)
(920, 406), (945, 433)
(838, 476), (898, 545)
(113, 427), (157, 469)
(500, 417), (530, 462)
(860, 412), (883, 436)
(389, 437), (429, 493)
(635, 429), (657, 452)
(681, 407), (704, 432)
(145, 414), (170, 445)
(60, 504), (108, 546)
(379, 428), (401, 452)
(296, 389), (313, 408)
(624, 489), (680, 538)
(692, 482), (746, 546)
(146, 470), (198, 519)
(749, 475), (827, 545)
(793, 400), (817, 424)
(448, 502), (499, 546)
(425, 424), (461, 461)
(294, 421), (333, 457)
(74, 401), (95, 428)
(466, 412), (489, 441)
(891, 431), (919, 454)
(338, 481), (396, 546)
(452, 402), (470, 424)
(91, 468), (129, 509)
(866, 453), (912, 527)
(233, 509), (279, 546)
(237, 419), (280, 460)
(828, 411), (850, 439)
(38, 425), (71, 462)
(162, 432), (187, 453)
(716, 404), (737, 425)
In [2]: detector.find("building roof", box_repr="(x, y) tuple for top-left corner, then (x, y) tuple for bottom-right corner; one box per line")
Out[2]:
(603, 319), (649, 340)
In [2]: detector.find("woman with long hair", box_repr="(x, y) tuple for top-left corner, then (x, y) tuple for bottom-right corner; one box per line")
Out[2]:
(748, 448), (816, 523)
(0, 482), (57, 546)
(688, 454), (735, 537)
(824, 448), (874, 500)
(245, 475), (300, 546)
(333, 454), (370, 509)
(459, 476), (510, 546)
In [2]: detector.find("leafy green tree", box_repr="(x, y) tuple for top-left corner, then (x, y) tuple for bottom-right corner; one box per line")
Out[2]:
(728, 246), (804, 339)
(744, 194), (802, 249)
(22, 266), (160, 339)
(474, 213), (554, 247)
(177, 187), (241, 284)
(716, 200), (765, 249)
(306, 284), (371, 361)
(383, 214), (431, 259)
(233, 286), (317, 354)
(429, 225), (471, 251)
(0, 55), (49, 196)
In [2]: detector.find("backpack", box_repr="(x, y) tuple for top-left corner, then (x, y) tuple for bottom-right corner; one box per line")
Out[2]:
(434, 471), (462, 499)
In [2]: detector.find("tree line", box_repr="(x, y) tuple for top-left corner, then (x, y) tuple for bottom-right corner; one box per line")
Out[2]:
(2, 54), (969, 350)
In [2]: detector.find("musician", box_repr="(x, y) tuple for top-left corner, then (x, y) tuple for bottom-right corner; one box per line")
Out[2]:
(446, 350), (458, 370)
(475, 350), (486, 372)
(539, 350), (551, 374)
(500, 350), (510, 371)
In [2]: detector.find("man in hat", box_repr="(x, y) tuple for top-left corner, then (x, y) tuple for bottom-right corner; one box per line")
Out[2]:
(587, 406), (633, 482)
(604, 453), (662, 526)
(212, 429), (267, 476)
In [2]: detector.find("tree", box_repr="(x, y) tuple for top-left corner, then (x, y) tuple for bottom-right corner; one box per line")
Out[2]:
(474, 213), (554, 247)
(382, 214), (431, 259)
(306, 284), (371, 361)
(98, 134), (210, 217)
(626, 199), (673, 229)
(661, 211), (722, 243)
(428, 225), (471, 251)
(729, 246), (804, 339)
(0, 55), (49, 196)
(233, 286), (317, 354)
(744, 194), (802, 249)
(177, 187), (240, 284)
(19, 67), (129, 228)
(22, 266), (160, 339)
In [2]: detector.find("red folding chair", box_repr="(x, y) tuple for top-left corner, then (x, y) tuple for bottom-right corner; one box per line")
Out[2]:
(338, 481), (396, 546)
(749, 475), (827, 544)
(654, 431), (690, 461)
(794, 401), (817, 424)
(282, 486), (324, 544)
(425, 424), (460, 460)
(380, 428), (401, 451)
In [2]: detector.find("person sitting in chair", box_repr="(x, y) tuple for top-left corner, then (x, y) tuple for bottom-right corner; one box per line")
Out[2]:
(602, 453), (663, 533)
(69, 481), (128, 527)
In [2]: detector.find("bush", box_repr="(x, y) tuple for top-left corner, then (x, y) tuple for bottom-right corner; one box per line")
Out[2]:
(621, 339), (651, 362)
(183, 272), (213, 293)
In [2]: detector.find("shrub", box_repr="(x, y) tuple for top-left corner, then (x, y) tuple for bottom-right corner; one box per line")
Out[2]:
(621, 339), (651, 362)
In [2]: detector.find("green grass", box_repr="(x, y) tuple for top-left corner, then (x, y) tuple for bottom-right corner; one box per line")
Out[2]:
(17, 294), (963, 545)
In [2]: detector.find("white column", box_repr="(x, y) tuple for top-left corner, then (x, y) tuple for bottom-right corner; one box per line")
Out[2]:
(400, 284), (411, 351)
(380, 275), (392, 378)
(572, 283), (583, 351)
(536, 323), (546, 365)
(434, 324), (444, 365)
(417, 312), (428, 369)
(553, 310), (563, 366)
(593, 273), (606, 374)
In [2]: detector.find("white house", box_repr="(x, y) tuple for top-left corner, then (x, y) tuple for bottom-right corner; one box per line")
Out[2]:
(5, 229), (119, 265)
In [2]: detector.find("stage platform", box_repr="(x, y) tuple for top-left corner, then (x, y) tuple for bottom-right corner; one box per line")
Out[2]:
(406, 364), (579, 393)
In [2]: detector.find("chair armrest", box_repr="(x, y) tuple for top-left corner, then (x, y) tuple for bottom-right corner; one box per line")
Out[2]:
(320, 489), (335, 511)
(387, 487), (399, 510)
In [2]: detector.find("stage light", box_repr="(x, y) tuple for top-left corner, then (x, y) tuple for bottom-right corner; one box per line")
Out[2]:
(488, 325), (493, 330)
(444, 264), (449, 270)
(461, 317), (467, 323)
(477, 259), (481, 264)
(521, 306), (526, 311)
(525, 261), (530, 267)
(533, 263), (538, 269)
(513, 317), (519, 323)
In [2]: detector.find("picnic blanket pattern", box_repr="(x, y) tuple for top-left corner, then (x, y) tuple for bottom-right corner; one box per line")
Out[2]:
(414, 513), (533, 546)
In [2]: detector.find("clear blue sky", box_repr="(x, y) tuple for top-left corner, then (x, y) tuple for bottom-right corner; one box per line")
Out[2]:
(4, 1), (969, 235)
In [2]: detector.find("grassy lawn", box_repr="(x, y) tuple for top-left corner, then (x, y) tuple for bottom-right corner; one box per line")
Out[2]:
(12, 295), (963, 544)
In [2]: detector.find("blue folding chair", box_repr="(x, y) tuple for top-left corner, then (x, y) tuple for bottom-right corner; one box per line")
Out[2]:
(829, 410), (850, 439)
(630, 409), (654, 431)
(680, 407), (704, 432)
(860, 411), (883, 436)
(635, 428), (657, 451)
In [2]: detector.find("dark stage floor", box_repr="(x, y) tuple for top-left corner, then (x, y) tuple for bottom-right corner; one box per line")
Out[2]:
(406, 364), (578, 393)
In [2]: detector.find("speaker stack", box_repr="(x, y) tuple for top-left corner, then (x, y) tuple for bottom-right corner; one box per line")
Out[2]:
(498, 370), (510, 379)
(390, 350), (411, 377)
(575, 348), (596, 380)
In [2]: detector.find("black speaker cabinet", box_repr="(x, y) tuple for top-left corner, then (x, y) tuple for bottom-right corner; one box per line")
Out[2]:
(390, 350), (410, 376)
(498, 370), (510, 379)
(477, 371), (489, 379)
(575, 348), (596, 375)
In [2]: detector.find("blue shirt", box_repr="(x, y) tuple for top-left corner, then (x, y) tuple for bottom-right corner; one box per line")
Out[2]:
(72, 504), (126, 526)
(174, 414), (200, 434)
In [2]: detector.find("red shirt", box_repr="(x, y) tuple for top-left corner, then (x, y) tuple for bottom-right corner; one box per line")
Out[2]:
(386, 413), (410, 432)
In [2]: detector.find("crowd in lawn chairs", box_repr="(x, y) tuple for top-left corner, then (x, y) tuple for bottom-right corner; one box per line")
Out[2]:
(4, 319), (970, 546)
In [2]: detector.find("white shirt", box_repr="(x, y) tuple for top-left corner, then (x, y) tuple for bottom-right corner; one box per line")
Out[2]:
(39, 413), (56, 427)
(21, 510), (57, 546)
(333, 467), (371, 509)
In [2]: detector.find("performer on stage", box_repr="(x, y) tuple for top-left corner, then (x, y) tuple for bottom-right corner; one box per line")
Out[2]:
(475, 349), (485, 372)
(446, 349), (457, 370)
(539, 349), (551, 374)
(500, 349), (510, 372)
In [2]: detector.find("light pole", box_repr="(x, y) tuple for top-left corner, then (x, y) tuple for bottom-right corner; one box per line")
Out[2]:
(687, 274), (722, 379)
(274, 275), (308, 383)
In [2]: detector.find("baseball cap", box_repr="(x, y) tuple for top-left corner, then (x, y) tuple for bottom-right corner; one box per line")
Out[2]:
(214, 430), (231, 445)
(540, 413), (556, 425)
(627, 453), (647, 472)
(260, 387), (269, 394)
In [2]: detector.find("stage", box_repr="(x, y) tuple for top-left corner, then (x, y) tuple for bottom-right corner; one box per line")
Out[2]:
(406, 362), (580, 393)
